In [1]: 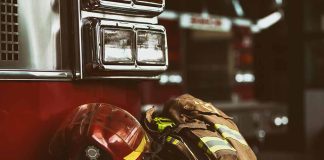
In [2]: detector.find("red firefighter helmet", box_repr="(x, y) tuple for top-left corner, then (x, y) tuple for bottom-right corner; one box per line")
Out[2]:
(50, 103), (150, 160)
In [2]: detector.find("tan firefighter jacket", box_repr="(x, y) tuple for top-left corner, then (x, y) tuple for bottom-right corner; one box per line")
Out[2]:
(144, 94), (257, 160)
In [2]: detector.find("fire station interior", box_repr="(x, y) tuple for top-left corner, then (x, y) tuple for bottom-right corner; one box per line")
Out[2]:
(141, 0), (324, 159)
(0, 0), (324, 159)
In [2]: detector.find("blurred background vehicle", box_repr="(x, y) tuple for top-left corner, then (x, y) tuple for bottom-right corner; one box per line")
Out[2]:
(139, 0), (324, 159)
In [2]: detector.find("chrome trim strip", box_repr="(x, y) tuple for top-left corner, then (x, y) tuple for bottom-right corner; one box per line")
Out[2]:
(83, 75), (159, 80)
(158, 10), (179, 20)
(82, 0), (165, 16)
(99, 65), (167, 71)
(81, 11), (158, 24)
(133, 0), (164, 7)
(0, 70), (73, 81)
(74, 0), (83, 79)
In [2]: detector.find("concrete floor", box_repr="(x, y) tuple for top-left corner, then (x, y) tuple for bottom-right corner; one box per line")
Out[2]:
(257, 151), (308, 160)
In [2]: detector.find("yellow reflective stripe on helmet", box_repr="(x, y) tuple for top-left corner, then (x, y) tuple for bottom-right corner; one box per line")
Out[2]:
(215, 124), (248, 146)
(124, 137), (146, 160)
(198, 136), (236, 154)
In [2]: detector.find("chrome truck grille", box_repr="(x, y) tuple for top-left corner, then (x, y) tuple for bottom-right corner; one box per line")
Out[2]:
(0, 0), (18, 61)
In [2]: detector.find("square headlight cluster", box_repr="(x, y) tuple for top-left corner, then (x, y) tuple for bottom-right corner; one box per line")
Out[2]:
(102, 28), (167, 66)
(82, 0), (165, 15)
(83, 19), (168, 74)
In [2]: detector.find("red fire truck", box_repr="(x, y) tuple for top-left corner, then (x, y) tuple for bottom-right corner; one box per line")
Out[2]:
(0, 0), (168, 159)
(0, 0), (289, 159)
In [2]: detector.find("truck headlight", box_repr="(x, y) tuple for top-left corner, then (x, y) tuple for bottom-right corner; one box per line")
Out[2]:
(136, 30), (166, 65)
(102, 28), (135, 65)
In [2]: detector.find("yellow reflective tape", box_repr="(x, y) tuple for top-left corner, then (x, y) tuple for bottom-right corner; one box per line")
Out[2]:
(199, 137), (236, 154)
(217, 125), (247, 145)
(209, 145), (237, 153)
(215, 124), (241, 135)
(124, 137), (146, 160)
(200, 136), (226, 143)
(218, 128), (247, 145)
(166, 136), (180, 145)
(173, 139), (180, 145)
(215, 124), (248, 146)
(166, 136), (172, 142)
(221, 132), (248, 146)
